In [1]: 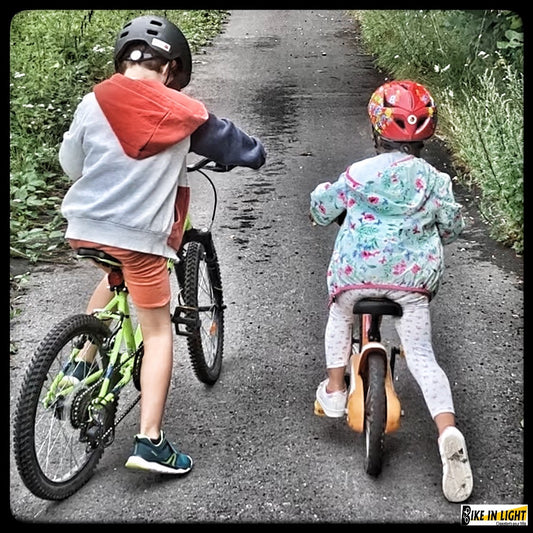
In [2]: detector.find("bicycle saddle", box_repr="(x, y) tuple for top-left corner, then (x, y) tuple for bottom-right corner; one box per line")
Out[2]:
(76, 248), (122, 268)
(353, 298), (403, 317)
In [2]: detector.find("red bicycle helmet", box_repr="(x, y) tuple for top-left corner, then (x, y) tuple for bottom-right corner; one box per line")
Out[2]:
(368, 80), (437, 142)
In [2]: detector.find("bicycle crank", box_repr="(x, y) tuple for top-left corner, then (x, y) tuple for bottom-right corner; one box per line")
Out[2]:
(83, 404), (116, 450)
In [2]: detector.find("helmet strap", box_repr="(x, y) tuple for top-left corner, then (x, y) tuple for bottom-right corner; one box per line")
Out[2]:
(162, 62), (171, 86)
(372, 130), (380, 153)
(374, 133), (424, 157)
(163, 60), (181, 90)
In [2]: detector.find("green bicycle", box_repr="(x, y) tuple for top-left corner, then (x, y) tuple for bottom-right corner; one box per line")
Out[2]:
(13, 158), (227, 500)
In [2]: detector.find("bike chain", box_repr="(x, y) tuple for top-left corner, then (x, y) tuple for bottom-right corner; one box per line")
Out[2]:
(71, 350), (142, 448)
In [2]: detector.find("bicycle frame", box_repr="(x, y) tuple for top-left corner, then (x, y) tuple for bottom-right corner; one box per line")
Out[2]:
(90, 286), (143, 403)
(90, 257), (177, 393)
(45, 271), (142, 413)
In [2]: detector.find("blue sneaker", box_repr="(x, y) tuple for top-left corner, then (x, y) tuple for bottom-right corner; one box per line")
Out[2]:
(125, 431), (193, 475)
(59, 360), (98, 386)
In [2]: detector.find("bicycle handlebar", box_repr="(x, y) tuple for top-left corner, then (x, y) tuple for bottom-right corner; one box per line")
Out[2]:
(335, 211), (346, 226)
(187, 158), (235, 173)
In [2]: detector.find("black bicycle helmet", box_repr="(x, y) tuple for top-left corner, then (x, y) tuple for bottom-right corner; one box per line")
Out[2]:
(114, 15), (192, 90)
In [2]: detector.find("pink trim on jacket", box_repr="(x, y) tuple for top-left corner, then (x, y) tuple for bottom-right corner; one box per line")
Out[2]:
(329, 283), (431, 307)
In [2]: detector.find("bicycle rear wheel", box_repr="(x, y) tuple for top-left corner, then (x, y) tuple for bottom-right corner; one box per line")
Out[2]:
(364, 351), (387, 476)
(13, 314), (112, 500)
(181, 240), (224, 384)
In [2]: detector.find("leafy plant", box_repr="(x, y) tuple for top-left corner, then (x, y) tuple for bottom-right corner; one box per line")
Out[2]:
(442, 67), (523, 249)
(10, 9), (229, 263)
(355, 10), (523, 253)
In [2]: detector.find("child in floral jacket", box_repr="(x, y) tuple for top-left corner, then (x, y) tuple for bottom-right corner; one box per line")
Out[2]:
(310, 80), (472, 503)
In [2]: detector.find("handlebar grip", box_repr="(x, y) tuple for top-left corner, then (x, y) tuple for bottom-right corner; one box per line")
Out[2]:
(335, 211), (346, 225)
(186, 157), (211, 172)
(187, 158), (234, 172)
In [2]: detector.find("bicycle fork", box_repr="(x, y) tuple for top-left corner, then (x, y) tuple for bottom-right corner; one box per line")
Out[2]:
(172, 230), (224, 337)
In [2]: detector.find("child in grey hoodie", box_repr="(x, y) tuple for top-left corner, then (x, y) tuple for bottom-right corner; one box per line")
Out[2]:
(60, 15), (265, 474)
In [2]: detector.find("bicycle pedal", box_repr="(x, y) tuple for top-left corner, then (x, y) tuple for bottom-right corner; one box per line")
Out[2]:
(171, 306), (200, 336)
(314, 400), (325, 417)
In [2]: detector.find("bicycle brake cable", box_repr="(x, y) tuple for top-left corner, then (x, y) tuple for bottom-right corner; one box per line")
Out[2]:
(196, 168), (218, 232)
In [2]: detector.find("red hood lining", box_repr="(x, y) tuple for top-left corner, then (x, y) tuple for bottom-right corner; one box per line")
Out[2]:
(93, 74), (208, 159)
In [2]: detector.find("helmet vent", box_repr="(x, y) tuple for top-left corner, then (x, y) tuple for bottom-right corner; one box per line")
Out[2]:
(416, 117), (430, 132)
(394, 118), (405, 129)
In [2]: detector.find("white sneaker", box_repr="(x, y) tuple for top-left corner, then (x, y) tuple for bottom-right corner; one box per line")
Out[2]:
(315, 379), (347, 418)
(438, 426), (473, 502)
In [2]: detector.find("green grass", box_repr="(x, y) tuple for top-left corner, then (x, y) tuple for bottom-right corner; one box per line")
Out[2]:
(10, 9), (229, 263)
(354, 9), (523, 254)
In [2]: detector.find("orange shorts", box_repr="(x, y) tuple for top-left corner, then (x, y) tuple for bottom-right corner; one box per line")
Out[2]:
(69, 239), (171, 309)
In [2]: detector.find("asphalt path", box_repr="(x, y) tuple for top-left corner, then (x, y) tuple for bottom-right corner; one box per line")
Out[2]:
(9, 10), (524, 524)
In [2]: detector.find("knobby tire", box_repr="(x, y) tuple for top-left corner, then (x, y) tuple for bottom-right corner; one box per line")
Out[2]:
(182, 240), (224, 384)
(13, 314), (112, 500)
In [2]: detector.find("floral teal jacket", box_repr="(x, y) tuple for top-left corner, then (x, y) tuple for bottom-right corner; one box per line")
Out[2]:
(310, 152), (464, 303)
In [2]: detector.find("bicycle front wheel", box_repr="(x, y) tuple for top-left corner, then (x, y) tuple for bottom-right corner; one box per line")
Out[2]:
(364, 351), (387, 477)
(13, 314), (112, 500)
(182, 240), (224, 384)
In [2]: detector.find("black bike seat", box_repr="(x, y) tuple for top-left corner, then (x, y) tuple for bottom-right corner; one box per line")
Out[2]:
(76, 248), (122, 268)
(353, 298), (403, 317)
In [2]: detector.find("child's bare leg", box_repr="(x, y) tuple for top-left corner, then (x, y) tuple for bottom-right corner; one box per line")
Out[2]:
(136, 304), (173, 440)
(86, 273), (113, 314)
(327, 367), (347, 392)
(434, 412), (456, 436)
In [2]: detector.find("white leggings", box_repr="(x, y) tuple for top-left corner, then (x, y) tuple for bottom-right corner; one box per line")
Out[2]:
(325, 289), (455, 419)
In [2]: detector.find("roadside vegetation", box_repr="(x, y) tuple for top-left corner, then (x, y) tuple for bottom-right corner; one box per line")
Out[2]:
(353, 10), (523, 255)
(10, 9), (228, 324)
(10, 9), (229, 265)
